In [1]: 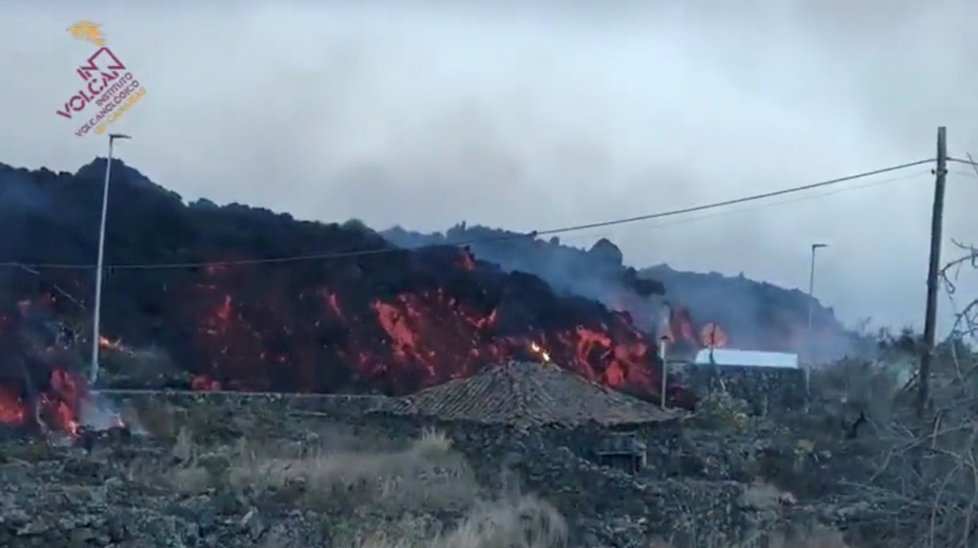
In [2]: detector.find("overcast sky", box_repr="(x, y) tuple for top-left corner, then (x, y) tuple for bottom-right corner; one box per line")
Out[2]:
(2, 1), (977, 335)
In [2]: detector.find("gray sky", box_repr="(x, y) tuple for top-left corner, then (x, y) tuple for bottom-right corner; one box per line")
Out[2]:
(2, 1), (977, 335)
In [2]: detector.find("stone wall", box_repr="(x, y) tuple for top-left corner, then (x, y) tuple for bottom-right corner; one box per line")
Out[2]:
(97, 360), (807, 421)
(668, 363), (805, 416)
(96, 389), (389, 420)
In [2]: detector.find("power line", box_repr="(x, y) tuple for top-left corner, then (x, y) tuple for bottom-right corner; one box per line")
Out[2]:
(0, 158), (935, 271)
(537, 167), (932, 242)
(531, 159), (933, 236)
(437, 167), (932, 254)
(608, 168), (932, 233)
(947, 156), (978, 168)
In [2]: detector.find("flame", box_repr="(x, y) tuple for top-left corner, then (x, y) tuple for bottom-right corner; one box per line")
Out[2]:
(178, 266), (679, 399)
(99, 335), (124, 351)
(2, 247), (696, 409)
(0, 368), (86, 436)
(458, 250), (476, 271)
(42, 369), (84, 435)
(39, 393), (79, 436)
(191, 375), (222, 391)
(0, 291), (95, 435)
(0, 386), (26, 424)
(529, 342), (551, 363)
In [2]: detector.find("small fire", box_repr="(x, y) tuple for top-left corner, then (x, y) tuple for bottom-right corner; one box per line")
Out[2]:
(0, 386), (26, 424)
(529, 342), (551, 363)
(191, 374), (222, 391)
(458, 249), (476, 271)
(52, 369), (81, 433)
(0, 368), (91, 436)
(39, 394), (79, 436)
(0, 289), (134, 438)
(99, 335), (125, 351)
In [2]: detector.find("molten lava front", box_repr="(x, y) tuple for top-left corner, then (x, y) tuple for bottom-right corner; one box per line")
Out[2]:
(0, 385), (26, 424)
(1, 240), (697, 416)
(0, 367), (86, 435)
(184, 255), (687, 402)
(39, 368), (84, 435)
(0, 291), (92, 435)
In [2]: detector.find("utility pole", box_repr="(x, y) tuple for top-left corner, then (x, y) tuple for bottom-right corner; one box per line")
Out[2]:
(90, 133), (131, 386)
(918, 126), (947, 418)
(805, 242), (827, 412)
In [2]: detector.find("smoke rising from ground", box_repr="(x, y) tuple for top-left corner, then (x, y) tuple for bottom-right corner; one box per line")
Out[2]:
(385, 224), (858, 358)
(1, 1), (977, 333)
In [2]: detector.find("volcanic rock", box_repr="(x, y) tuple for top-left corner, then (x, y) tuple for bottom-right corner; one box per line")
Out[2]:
(641, 265), (863, 360)
(384, 223), (864, 357)
(387, 360), (681, 428)
(0, 381), (921, 548)
(0, 160), (690, 419)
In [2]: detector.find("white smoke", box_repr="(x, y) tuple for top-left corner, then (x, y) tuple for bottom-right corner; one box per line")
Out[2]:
(79, 391), (143, 434)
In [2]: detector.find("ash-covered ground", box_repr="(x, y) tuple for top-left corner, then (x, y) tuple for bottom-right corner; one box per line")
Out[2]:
(1, 162), (973, 547)
(0, 359), (954, 548)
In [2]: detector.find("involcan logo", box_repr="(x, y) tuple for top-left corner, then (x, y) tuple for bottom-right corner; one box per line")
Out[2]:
(58, 21), (147, 137)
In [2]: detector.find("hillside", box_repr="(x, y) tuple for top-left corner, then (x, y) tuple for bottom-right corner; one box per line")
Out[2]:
(0, 159), (692, 433)
(383, 223), (859, 359)
(640, 264), (859, 360)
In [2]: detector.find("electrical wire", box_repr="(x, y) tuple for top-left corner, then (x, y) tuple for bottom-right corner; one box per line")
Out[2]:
(948, 157), (978, 168)
(0, 158), (936, 271)
(520, 168), (931, 243)
(531, 159), (934, 236)
(616, 168), (932, 233)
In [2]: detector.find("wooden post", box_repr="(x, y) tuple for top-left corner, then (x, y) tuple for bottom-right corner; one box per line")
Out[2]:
(918, 126), (947, 418)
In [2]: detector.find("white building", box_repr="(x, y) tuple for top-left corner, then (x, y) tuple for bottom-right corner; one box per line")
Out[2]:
(692, 348), (799, 369)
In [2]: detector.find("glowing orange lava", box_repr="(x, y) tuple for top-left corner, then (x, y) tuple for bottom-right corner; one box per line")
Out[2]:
(0, 386), (26, 425)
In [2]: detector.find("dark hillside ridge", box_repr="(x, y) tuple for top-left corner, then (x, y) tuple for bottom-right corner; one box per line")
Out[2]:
(0, 160), (688, 407)
(383, 224), (858, 360)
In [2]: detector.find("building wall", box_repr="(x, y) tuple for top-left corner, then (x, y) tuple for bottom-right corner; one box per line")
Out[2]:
(668, 363), (805, 415)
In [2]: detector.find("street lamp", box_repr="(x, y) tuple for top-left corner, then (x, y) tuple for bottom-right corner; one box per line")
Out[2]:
(805, 242), (828, 410)
(658, 335), (671, 409)
(89, 133), (131, 385)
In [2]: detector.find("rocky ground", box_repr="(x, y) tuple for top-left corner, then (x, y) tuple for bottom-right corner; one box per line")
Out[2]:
(0, 381), (919, 548)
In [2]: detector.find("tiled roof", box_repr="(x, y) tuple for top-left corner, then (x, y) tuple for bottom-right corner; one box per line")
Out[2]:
(386, 361), (680, 428)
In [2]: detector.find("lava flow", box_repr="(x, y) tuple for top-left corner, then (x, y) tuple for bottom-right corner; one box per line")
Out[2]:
(0, 365), (87, 436)
(0, 286), (90, 435)
(0, 169), (697, 410)
(174, 247), (696, 405)
(38, 368), (84, 435)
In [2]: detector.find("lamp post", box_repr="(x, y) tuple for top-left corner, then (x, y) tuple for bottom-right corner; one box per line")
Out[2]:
(659, 335), (670, 409)
(89, 133), (131, 385)
(805, 242), (828, 410)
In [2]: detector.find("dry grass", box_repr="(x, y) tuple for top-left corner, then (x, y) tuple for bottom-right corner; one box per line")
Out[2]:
(649, 525), (850, 548)
(410, 426), (453, 456)
(133, 402), (861, 548)
(354, 493), (568, 548)
(159, 426), (568, 547)
(127, 400), (182, 440)
(167, 427), (478, 512)
(740, 481), (797, 510)
(766, 527), (850, 548)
